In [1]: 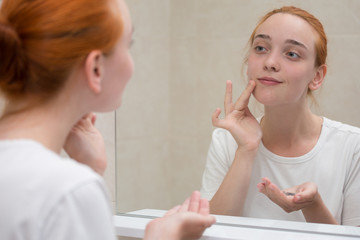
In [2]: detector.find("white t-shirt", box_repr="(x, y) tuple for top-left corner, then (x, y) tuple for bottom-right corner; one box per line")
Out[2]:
(201, 117), (360, 226)
(0, 139), (116, 240)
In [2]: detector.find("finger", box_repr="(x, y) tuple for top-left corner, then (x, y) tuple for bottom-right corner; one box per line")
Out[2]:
(261, 177), (271, 186)
(233, 80), (256, 111)
(224, 80), (233, 115)
(293, 194), (302, 203)
(179, 197), (190, 212)
(164, 205), (181, 217)
(211, 108), (222, 127)
(199, 198), (210, 215)
(293, 192), (314, 204)
(90, 112), (96, 124)
(203, 215), (217, 227)
(73, 115), (93, 130)
(261, 178), (282, 199)
(81, 112), (92, 119)
(293, 183), (317, 203)
(188, 191), (201, 212)
(257, 182), (265, 193)
(76, 113), (93, 128)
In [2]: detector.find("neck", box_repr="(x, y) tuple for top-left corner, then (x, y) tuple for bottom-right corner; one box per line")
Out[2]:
(261, 103), (322, 157)
(0, 89), (85, 154)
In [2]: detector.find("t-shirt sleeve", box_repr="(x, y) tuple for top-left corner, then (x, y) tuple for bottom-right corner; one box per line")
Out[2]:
(342, 143), (360, 226)
(41, 180), (116, 240)
(200, 128), (234, 200)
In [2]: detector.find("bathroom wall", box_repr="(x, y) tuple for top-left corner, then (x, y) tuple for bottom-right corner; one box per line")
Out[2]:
(116, 0), (360, 216)
(115, 0), (173, 212)
(97, 113), (117, 211)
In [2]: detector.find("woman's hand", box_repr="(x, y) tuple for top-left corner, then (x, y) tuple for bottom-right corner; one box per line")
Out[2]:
(144, 191), (216, 240)
(257, 177), (318, 213)
(64, 113), (107, 175)
(212, 80), (261, 151)
(257, 178), (338, 224)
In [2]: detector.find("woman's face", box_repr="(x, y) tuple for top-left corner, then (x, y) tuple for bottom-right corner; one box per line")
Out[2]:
(247, 13), (319, 107)
(101, 0), (134, 111)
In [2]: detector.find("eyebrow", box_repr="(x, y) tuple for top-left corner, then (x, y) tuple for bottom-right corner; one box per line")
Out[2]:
(254, 34), (308, 50)
(285, 39), (308, 50)
(254, 34), (271, 41)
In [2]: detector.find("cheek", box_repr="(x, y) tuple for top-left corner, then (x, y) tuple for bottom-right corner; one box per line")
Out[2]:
(247, 55), (258, 78)
(121, 54), (134, 82)
(286, 65), (313, 86)
(115, 54), (133, 88)
(127, 55), (134, 79)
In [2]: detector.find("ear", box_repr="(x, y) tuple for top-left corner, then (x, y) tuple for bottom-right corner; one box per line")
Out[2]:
(84, 50), (104, 94)
(309, 64), (327, 91)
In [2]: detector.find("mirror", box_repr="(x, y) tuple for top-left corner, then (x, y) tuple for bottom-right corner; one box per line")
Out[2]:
(115, 0), (360, 219)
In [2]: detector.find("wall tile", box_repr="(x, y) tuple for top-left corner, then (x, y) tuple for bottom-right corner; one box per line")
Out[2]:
(116, 137), (172, 212)
(96, 112), (116, 211)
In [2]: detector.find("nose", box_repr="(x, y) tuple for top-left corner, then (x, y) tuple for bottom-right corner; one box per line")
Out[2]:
(263, 52), (280, 72)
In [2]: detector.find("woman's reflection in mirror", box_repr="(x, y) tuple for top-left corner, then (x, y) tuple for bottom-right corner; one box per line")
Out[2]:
(201, 6), (360, 226)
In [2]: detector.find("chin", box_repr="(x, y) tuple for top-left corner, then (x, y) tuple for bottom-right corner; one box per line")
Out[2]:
(111, 100), (123, 111)
(252, 89), (277, 106)
(98, 100), (123, 113)
(115, 102), (122, 110)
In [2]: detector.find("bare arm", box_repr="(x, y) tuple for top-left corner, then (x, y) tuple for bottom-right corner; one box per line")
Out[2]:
(210, 148), (257, 215)
(301, 190), (338, 224)
(209, 80), (261, 215)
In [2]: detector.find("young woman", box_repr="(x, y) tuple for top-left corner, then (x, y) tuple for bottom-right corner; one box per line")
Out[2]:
(201, 6), (360, 226)
(0, 0), (215, 239)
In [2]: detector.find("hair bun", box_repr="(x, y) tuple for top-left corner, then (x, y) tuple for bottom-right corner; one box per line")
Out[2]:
(0, 16), (28, 98)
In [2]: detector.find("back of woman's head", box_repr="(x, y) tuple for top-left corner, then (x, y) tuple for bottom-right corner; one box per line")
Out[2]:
(0, 0), (123, 101)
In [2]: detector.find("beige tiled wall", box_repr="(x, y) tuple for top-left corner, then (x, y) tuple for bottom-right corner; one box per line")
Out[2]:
(96, 112), (117, 212)
(113, 0), (360, 213)
(116, 0), (173, 212)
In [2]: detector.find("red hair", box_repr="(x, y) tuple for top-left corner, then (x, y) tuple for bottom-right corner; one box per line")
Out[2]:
(247, 6), (327, 67)
(0, 0), (123, 101)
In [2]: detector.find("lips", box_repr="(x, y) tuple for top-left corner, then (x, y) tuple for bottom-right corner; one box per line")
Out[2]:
(257, 77), (282, 85)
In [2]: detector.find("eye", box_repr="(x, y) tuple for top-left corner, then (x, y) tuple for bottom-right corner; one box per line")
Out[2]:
(254, 45), (267, 53)
(287, 51), (300, 59)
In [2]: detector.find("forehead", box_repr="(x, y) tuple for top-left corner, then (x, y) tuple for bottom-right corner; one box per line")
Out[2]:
(255, 13), (317, 50)
(117, 0), (132, 34)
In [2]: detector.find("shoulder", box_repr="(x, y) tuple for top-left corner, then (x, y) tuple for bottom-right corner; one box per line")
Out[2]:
(0, 140), (113, 239)
(322, 117), (360, 154)
(212, 128), (237, 145)
(0, 139), (107, 207)
(41, 180), (115, 240)
(323, 117), (360, 135)
(5, 139), (107, 202)
(208, 128), (238, 166)
(40, 159), (113, 238)
(323, 117), (360, 144)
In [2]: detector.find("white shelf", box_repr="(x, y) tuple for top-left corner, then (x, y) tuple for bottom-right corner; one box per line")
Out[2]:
(114, 209), (360, 239)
